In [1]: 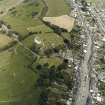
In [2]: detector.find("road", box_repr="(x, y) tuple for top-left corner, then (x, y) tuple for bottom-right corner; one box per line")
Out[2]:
(74, 26), (93, 105)
(70, 0), (95, 105)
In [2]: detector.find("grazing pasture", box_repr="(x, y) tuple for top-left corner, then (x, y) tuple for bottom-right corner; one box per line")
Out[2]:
(0, 33), (13, 49)
(44, 0), (70, 16)
(0, 45), (39, 105)
(2, 0), (44, 38)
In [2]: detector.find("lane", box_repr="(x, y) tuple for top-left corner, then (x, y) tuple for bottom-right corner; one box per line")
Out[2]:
(74, 26), (93, 105)
(70, 0), (95, 105)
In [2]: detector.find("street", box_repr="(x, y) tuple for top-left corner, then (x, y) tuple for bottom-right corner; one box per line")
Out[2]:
(69, 0), (104, 105)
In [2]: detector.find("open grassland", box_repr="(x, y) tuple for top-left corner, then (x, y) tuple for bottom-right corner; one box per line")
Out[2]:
(0, 0), (23, 16)
(22, 33), (65, 57)
(36, 56), (63, 67)
(1, 0), (44, 38)
(34, 33), (64, 50)
(0, 45), (39, 105)
(0, 33), (13, 49)
(44, 0), (70, 16)
(27, 24), (53, 33)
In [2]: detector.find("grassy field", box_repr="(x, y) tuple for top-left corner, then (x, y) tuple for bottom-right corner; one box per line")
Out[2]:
(44, 0), (70, 16)
(34, 33), (64, 50)
(1, 0), (44, 38)
(0, 33), (13, 49)
(36, 56), (63, 67)
(22, 30), (64, 51)
(0, 0), (23, 14)
(27, 24), (53, 33)
(22, 33), (64, 67)
(0, 44), (39, 105)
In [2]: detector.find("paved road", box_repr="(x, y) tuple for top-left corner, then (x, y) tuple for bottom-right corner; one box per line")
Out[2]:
(74, 26), (93, 105)
(70, 0), (95, 105)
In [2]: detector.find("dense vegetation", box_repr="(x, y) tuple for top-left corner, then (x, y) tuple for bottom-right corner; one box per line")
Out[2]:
(37, 62), (74, 105)
(95, 42), (105, 72)
(98, 81), (105, 97)
(44, 0), (70, 16)
(96, 42), (105, 97)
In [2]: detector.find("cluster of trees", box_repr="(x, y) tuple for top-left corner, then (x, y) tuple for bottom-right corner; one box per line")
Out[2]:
(96, 42), (105, 71)
(81, 0), (88, 11)
(62, 25), (82, 59)
(36, 61), (74, 105)
(70, 25), (81, 51)
(98, 81), (105, 97)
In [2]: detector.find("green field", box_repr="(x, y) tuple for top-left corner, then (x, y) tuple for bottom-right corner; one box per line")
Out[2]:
(35, 56), (63, 67)
(1, 0), (44, 38)
(0, 33), (13, 49)
(0, 0), (22, 14)
(44, 0), (70, 16)
(0, 44), (40, 105)
(34, 33), (64, 50)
